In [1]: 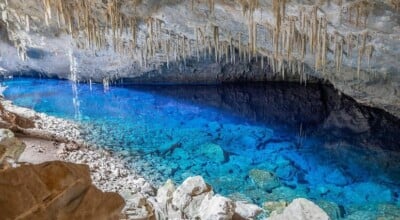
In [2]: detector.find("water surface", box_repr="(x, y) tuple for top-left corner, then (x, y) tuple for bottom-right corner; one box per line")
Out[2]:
(3, 77), (400, 219)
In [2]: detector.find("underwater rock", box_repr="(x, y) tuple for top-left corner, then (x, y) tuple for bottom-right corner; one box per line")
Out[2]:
(0, 128), (26, 164)
(198, 143), (226, 163)
(171, 148), (189, 160)
(263, 200), (288, 216)
(207, 121), (222, 134)
(344, 182), (393, 204)
(275, 163), (296, 180)
(268, 198), (330, 220)
(267, 186), (308, 202)
(0, 161), (125, 220)
(324, 168), (349, 186)
(376, 204), (400, 219)
(198, 194), (235, 220)
(249, 169), (281, 191)
(240, 135), (257, 148)
(234, 201), (264, 219)
(316, 200), (344, 220)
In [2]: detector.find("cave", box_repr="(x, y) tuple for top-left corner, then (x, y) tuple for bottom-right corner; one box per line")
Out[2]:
(0, 0), (399, 219)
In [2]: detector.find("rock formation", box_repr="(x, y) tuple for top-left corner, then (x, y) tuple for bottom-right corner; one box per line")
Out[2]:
(0, 128), (25, 165)
(0, 0), (399, 117)
(267, 198), (330, 220)
(0, 161), (125, 220)
(152, 176), (264, 219)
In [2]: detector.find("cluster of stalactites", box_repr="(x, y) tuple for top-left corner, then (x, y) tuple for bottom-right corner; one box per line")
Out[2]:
(390, 0), (400, 11)
(35, 0), (375, 82)
(341, 0), (373, 28)
(41, 0), (139, 52)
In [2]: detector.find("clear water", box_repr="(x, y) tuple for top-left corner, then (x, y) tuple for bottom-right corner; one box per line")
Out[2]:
(2, 77), (400, 219)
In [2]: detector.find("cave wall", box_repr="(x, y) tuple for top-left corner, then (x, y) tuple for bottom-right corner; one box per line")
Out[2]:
(0, 0), (399, 117)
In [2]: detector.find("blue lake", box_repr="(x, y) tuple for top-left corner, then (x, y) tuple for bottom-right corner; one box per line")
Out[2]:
(2, 77), (400, 219)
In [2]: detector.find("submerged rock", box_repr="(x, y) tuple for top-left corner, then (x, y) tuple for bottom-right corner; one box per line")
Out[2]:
(268, 198), (330, 220)
(324, 168), (349, 186)
(249, 169), (281, 191)
(263, 200), (288, 216)
(0, 161), (125, 220)
(198, 143), (226, 163)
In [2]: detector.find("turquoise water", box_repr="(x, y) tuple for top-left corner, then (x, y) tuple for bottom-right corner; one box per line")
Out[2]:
(2, 77), (400, 219)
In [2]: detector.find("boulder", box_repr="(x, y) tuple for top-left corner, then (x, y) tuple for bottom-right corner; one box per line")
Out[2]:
(234, 201), (263, 219)
(249, 169), (281, 191)
(198, 143), (226, 163)
(172, 176), (213, 217)
(155, 176), (262, 219)
(0, 161), (125, 220)
(0, 128), (26, 163)
(198, 194), (235, 220)
(324, 168), (349, 186)
(124, 193), (154, 220)
(156, 179), (175, 207)
(268, 198), (330, 220)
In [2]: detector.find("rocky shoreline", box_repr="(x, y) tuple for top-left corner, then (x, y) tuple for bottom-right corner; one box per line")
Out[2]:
(0, 97), (331, 219)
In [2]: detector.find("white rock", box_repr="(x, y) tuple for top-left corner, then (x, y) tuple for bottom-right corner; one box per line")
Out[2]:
(198, 194), (235, 220)
(156, 179), (175, 207)
(171, 176), (214, 218)
(268, 198), (330, 220)
(172, 176), (211, 212)
(234, 201), (263, 219)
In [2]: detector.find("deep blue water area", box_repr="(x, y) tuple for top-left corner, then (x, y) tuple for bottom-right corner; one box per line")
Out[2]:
(2, 77), (400, 219)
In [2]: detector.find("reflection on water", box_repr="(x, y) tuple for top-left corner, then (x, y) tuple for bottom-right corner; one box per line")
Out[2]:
(3, 77), (400, 219)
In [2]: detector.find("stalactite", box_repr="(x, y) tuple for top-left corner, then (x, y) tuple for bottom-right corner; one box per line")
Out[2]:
(25, 15), (30, 32)
(391, 0), (400, 11)
(238, 32), (242, 62)
(357, 31), (368, 79)
(366, 44), (374, 71)
(213, 25), (219, 63)
(208, 0), (215, 14)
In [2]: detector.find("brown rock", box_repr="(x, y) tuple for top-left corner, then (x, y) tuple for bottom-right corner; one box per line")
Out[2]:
(0, 161), (125, 220)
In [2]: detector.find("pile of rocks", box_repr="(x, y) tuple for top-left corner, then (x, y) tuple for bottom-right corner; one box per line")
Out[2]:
(0, 99), (333, 219)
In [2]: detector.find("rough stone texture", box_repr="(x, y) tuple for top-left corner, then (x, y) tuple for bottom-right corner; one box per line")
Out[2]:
(154, 176), (264, 219)
(249, 168), (281, 191)
(268, 198), (330, 220)
(233, 201), (264, 219)
(0, 128), (25, 163)
(198, 194), (235, 220)
(0, 0), (399, 118)
(0, 161), (125, 220)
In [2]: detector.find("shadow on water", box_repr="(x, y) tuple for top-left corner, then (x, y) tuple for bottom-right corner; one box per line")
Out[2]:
(124, 82), (400, 191)
(124, 82), (400, 151)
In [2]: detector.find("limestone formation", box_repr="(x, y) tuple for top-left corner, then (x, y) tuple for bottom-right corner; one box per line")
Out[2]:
(0, 161), (125, 220)
(153, 176), (264, 219)
(268, 198), (330, 220)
